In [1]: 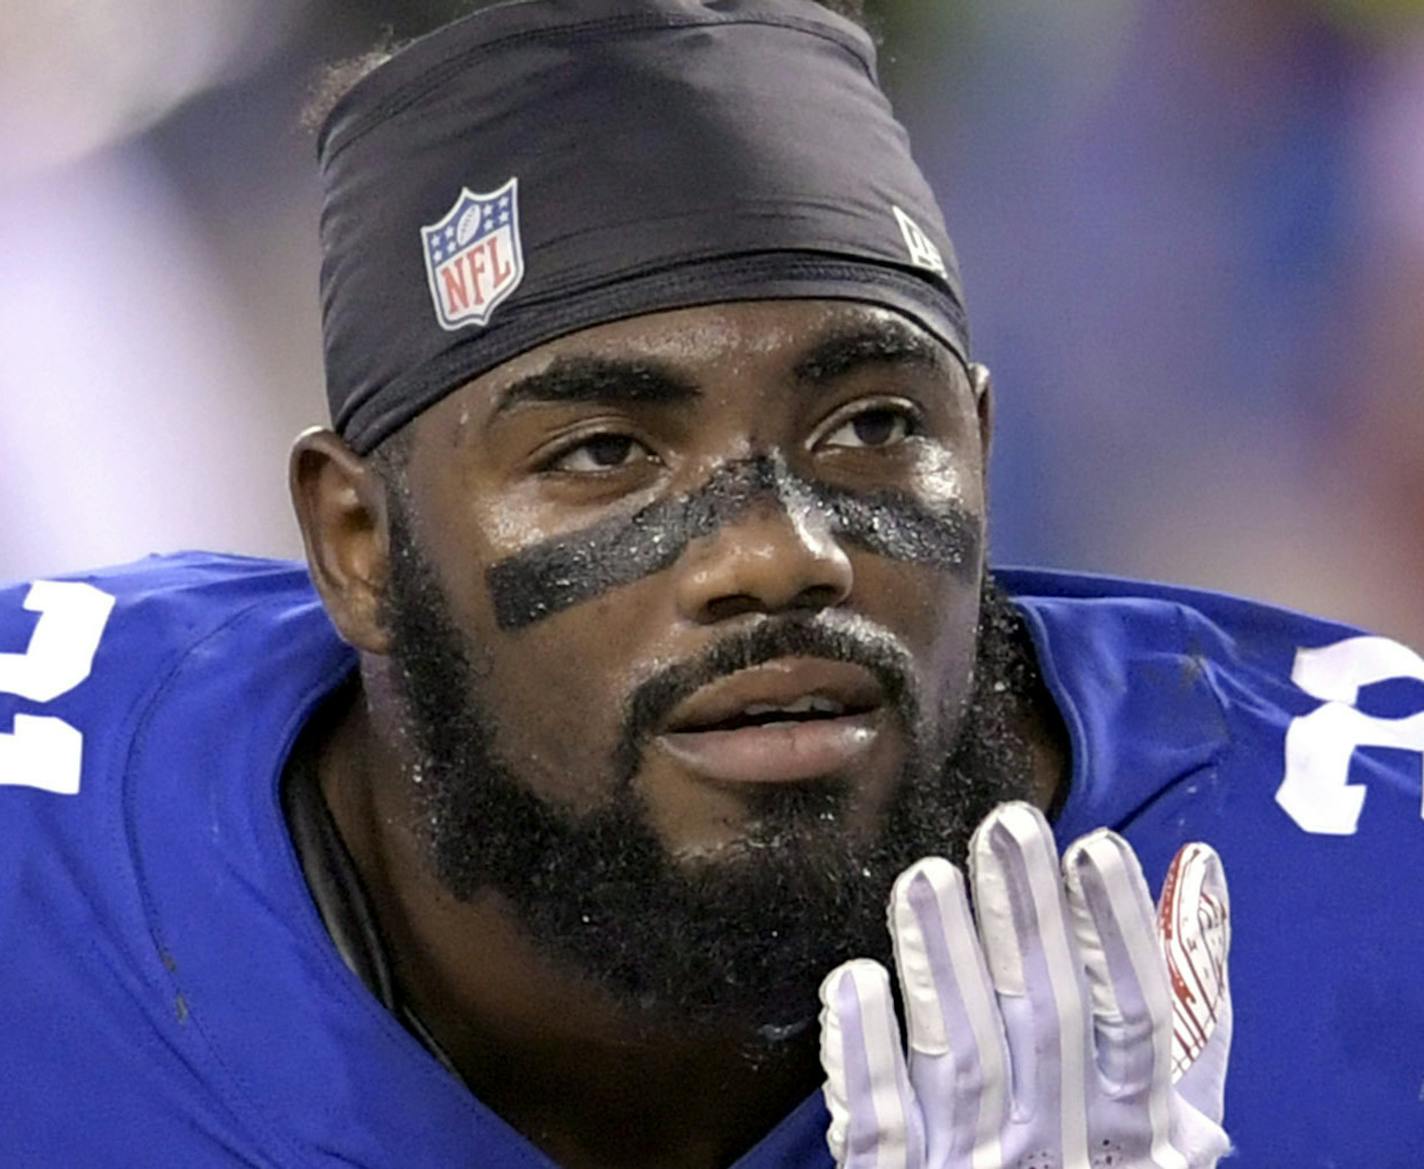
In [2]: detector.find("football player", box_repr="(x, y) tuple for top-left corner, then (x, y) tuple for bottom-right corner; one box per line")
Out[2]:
(0, 2), (1419, 1166)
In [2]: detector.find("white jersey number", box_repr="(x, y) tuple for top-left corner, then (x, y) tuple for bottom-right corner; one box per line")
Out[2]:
(1276, 636), (1424, 835)
(0, 581), (115, 795)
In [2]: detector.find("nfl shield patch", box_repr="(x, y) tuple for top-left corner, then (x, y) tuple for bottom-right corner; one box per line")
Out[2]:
(420, 178), (525, 331)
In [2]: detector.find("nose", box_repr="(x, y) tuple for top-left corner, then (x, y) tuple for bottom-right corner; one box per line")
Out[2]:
(674, 498), (853, 624)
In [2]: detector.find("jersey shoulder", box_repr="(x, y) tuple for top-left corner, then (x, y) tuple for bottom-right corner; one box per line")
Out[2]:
(0, 556), (541, 1165)
(1000, 564), (1424, 839)
(0, 554), (357, 1164)
(998, 564), (1375, 663)
(0, 551), (323, 796)
(0, 549), (319, 646)
(1001, 567), (1424, 1164)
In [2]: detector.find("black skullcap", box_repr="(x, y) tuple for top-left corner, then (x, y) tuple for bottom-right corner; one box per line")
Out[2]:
(318, 0), (968, 453)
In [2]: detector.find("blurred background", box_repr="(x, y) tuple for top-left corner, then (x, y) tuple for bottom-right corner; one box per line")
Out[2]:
(2, 0), (1421, 645)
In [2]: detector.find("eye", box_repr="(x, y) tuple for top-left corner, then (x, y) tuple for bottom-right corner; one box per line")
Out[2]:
(546, 432), (657, 474)
(818, 405), (921, 451)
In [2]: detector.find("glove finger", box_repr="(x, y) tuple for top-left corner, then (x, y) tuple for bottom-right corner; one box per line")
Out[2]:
(968, 802), (1091, 1164)
(1063, 829), (1188, 1169)
(1158, 842), (1232, 1122)
(819, 958), (923, 1169)
(890, 856), (1009, 1167)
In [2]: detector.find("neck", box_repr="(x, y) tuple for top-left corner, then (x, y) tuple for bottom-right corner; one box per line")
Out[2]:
(388, 895), (821, 1169)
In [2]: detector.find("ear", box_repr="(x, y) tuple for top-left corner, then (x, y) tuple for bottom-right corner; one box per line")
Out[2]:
(289, 427), (393, 654)
(968, 362), (994, 472)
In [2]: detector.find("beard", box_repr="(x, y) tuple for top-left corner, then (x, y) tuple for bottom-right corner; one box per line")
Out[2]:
(380, 506), (1041, 1044)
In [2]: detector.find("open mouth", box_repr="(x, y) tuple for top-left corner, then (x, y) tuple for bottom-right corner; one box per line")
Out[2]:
(655, 659), (888, 784)
(682, 694), (869, 733)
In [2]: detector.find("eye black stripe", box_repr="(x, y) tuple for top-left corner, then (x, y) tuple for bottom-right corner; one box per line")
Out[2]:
(486, 457), (979, 630)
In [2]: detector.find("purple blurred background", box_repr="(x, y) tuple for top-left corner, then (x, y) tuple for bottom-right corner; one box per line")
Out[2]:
(3, 0), (1421, 645)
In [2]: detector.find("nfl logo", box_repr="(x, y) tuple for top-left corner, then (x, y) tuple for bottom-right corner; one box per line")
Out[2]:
(420, 177), (525, 331)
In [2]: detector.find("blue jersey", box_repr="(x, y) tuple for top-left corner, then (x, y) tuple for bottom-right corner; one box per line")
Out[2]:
(0, 553), (1420, 1167)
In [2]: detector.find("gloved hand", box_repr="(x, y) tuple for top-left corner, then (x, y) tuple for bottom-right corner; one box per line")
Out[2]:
(819, 802), (1231, 1169)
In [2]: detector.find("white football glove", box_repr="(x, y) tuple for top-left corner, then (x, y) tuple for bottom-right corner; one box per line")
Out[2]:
(819, 802), (1231, 1169)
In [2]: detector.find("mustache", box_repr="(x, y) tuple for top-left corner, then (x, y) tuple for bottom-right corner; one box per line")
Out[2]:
(486, 455), (982, 631)
(613, 613), (922, 783)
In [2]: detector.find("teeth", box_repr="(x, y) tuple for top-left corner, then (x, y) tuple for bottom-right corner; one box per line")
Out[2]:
(742, 696), (846, 718)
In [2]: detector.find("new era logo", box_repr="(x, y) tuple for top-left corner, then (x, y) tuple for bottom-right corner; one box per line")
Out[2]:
(892, 205), (948, 280)
(420, 178), (525, 331)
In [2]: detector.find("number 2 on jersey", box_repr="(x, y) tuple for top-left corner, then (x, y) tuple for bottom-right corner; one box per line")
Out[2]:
(0, 581), (115, 795)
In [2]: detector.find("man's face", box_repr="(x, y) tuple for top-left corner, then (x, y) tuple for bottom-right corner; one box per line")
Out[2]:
(377, 299), (1032, 1032)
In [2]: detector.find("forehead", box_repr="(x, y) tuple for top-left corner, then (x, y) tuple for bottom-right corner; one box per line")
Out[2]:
(519, 299), (848, 368)
(418, 298), (961, 433)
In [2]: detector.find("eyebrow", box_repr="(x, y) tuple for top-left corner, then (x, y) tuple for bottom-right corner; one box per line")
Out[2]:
(492, 356), (701, 418)
(792, 318), (954, 387)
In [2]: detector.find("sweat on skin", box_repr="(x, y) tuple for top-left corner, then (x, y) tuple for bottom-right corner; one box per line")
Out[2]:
(486, 451), (982, 630)
(291, 293), (1064, 1169)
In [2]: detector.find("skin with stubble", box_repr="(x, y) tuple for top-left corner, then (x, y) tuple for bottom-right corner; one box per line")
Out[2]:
(290, 299), (1068, 1169)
